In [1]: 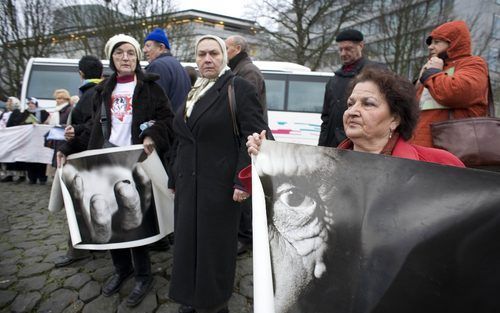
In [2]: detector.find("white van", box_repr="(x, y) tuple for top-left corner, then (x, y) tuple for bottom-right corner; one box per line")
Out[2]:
(21, 57), (333, 145)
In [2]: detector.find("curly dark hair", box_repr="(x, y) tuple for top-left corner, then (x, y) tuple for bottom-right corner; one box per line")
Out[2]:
(79, 55), (103, 80)
(346, 67), (419, 140)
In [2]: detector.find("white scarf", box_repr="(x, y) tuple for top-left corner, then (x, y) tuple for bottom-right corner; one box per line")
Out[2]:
(50, 102), (70, 125)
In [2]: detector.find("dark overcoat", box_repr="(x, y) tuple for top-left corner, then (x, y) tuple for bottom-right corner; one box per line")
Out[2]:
(62, 72), (174, 155)
(319, 58), (386, 147)
(231, 53), (268, 122)
(168, 71), (269, 308)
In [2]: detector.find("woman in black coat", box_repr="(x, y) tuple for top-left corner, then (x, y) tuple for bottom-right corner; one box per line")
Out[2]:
(168, 35), (271, 313)
(57, 34), (174, 308)
(24, 97), (50, 184)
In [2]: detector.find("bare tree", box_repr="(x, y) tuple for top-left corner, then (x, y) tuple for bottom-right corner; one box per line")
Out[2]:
(58, 0), (185, 59)
(0, 0), (194, 100)
(42, 0), (169, 58)
(125, 0), (195, 62)
(250, 0), (365, 70)
(374, 0), (450, 80)
(0, 0), (57, 99)
(111, 0), (177, 43)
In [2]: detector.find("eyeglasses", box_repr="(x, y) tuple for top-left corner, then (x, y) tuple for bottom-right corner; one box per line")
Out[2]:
(112, 50), (137, 59)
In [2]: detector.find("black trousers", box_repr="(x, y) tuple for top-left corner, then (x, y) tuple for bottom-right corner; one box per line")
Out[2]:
(26, 163), (47, 183)
(237, 197), (252, 245)
(110, 246), (151, 282)
(6, 162), (27, 172)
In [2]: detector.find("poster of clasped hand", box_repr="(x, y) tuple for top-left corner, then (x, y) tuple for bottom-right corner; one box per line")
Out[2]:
(252, 141), (500, 313)
(54, 145), (174, 250)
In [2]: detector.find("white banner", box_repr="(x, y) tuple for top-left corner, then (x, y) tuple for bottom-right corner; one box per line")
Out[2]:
(0, 124), (54, 164)
(252, 155), (276, 313)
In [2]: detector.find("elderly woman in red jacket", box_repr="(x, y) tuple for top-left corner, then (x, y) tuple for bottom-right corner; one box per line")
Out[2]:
(412, 20), (488, 147)
(247, 67), (464, 166)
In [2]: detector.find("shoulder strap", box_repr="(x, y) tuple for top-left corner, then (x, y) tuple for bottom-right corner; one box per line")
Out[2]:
(487, 75), (495, 117)
(100, 100), (110, 140)
(228, 76), (239, 138)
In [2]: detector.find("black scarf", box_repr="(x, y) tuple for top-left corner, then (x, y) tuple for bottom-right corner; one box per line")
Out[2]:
(228, 51), (248, 71)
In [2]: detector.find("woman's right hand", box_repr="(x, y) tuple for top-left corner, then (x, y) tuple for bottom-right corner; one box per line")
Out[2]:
(246, 130), (267, 156)
(56, 151), (67, 168)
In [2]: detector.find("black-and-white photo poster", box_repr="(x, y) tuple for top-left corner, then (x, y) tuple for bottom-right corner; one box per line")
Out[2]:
(252, 141), (500, 313)
(58, 145), (174, 250)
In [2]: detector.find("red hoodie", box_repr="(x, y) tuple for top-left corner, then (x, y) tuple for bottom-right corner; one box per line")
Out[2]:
(412, 20), (489, 147)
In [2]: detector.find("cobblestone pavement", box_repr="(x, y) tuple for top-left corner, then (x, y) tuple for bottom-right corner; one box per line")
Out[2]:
(0, 180), (253, 313)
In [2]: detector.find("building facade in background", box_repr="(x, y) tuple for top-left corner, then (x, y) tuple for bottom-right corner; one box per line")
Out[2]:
(49, 6), (261, 62)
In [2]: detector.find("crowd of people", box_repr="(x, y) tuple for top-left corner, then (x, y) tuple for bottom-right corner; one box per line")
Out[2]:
(0, 93), (68, 184)
(0, 20), (493, 312)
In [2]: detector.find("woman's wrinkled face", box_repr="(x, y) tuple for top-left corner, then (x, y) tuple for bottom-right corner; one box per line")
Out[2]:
(196, 39), (223, 79)
(112, 43), (137, 77)
(343, 81), (400, 149)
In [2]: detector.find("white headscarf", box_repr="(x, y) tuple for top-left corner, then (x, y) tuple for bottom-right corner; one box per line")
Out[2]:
(185, 35), (230, 118)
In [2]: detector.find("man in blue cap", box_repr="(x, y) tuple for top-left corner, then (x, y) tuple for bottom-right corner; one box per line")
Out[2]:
(143, 28), (191, 114)
(143, 28), (190, 252)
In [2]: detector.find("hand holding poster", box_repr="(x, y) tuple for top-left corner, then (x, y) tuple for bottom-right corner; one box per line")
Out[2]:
(58, 145), (174, 250)
(253, 141), (500, 313)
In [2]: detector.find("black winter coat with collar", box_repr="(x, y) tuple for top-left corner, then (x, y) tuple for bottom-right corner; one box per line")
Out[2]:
(58, 81), (98, 156)
(319, 58), (386, 148)
(71, 81), (99, 135)
(61, 71), (174, 158)
(168, 71), (271, 308)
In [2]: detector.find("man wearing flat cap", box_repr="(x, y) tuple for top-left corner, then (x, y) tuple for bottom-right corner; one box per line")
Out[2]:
(143, 28), (191, 114)
(319, 29), (385, 147)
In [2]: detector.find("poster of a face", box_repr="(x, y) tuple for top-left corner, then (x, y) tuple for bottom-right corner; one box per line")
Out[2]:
(59, 145), (173, 250)
(252, 141), (500, 313)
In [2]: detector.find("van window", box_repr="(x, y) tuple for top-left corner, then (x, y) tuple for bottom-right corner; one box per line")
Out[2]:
(288, 76), (327, 113)
(265, 77), (286, 111)
(27, 65), (81, 99)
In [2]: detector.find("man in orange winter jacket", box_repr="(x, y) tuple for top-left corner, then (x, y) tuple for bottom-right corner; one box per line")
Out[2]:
(412, 20), (489, 147)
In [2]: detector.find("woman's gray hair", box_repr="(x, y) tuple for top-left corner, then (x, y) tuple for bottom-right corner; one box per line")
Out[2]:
(8, 97), (20, 110)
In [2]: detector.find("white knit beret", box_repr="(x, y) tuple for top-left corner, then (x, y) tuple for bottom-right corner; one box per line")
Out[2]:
(104, 34), (142, 60)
